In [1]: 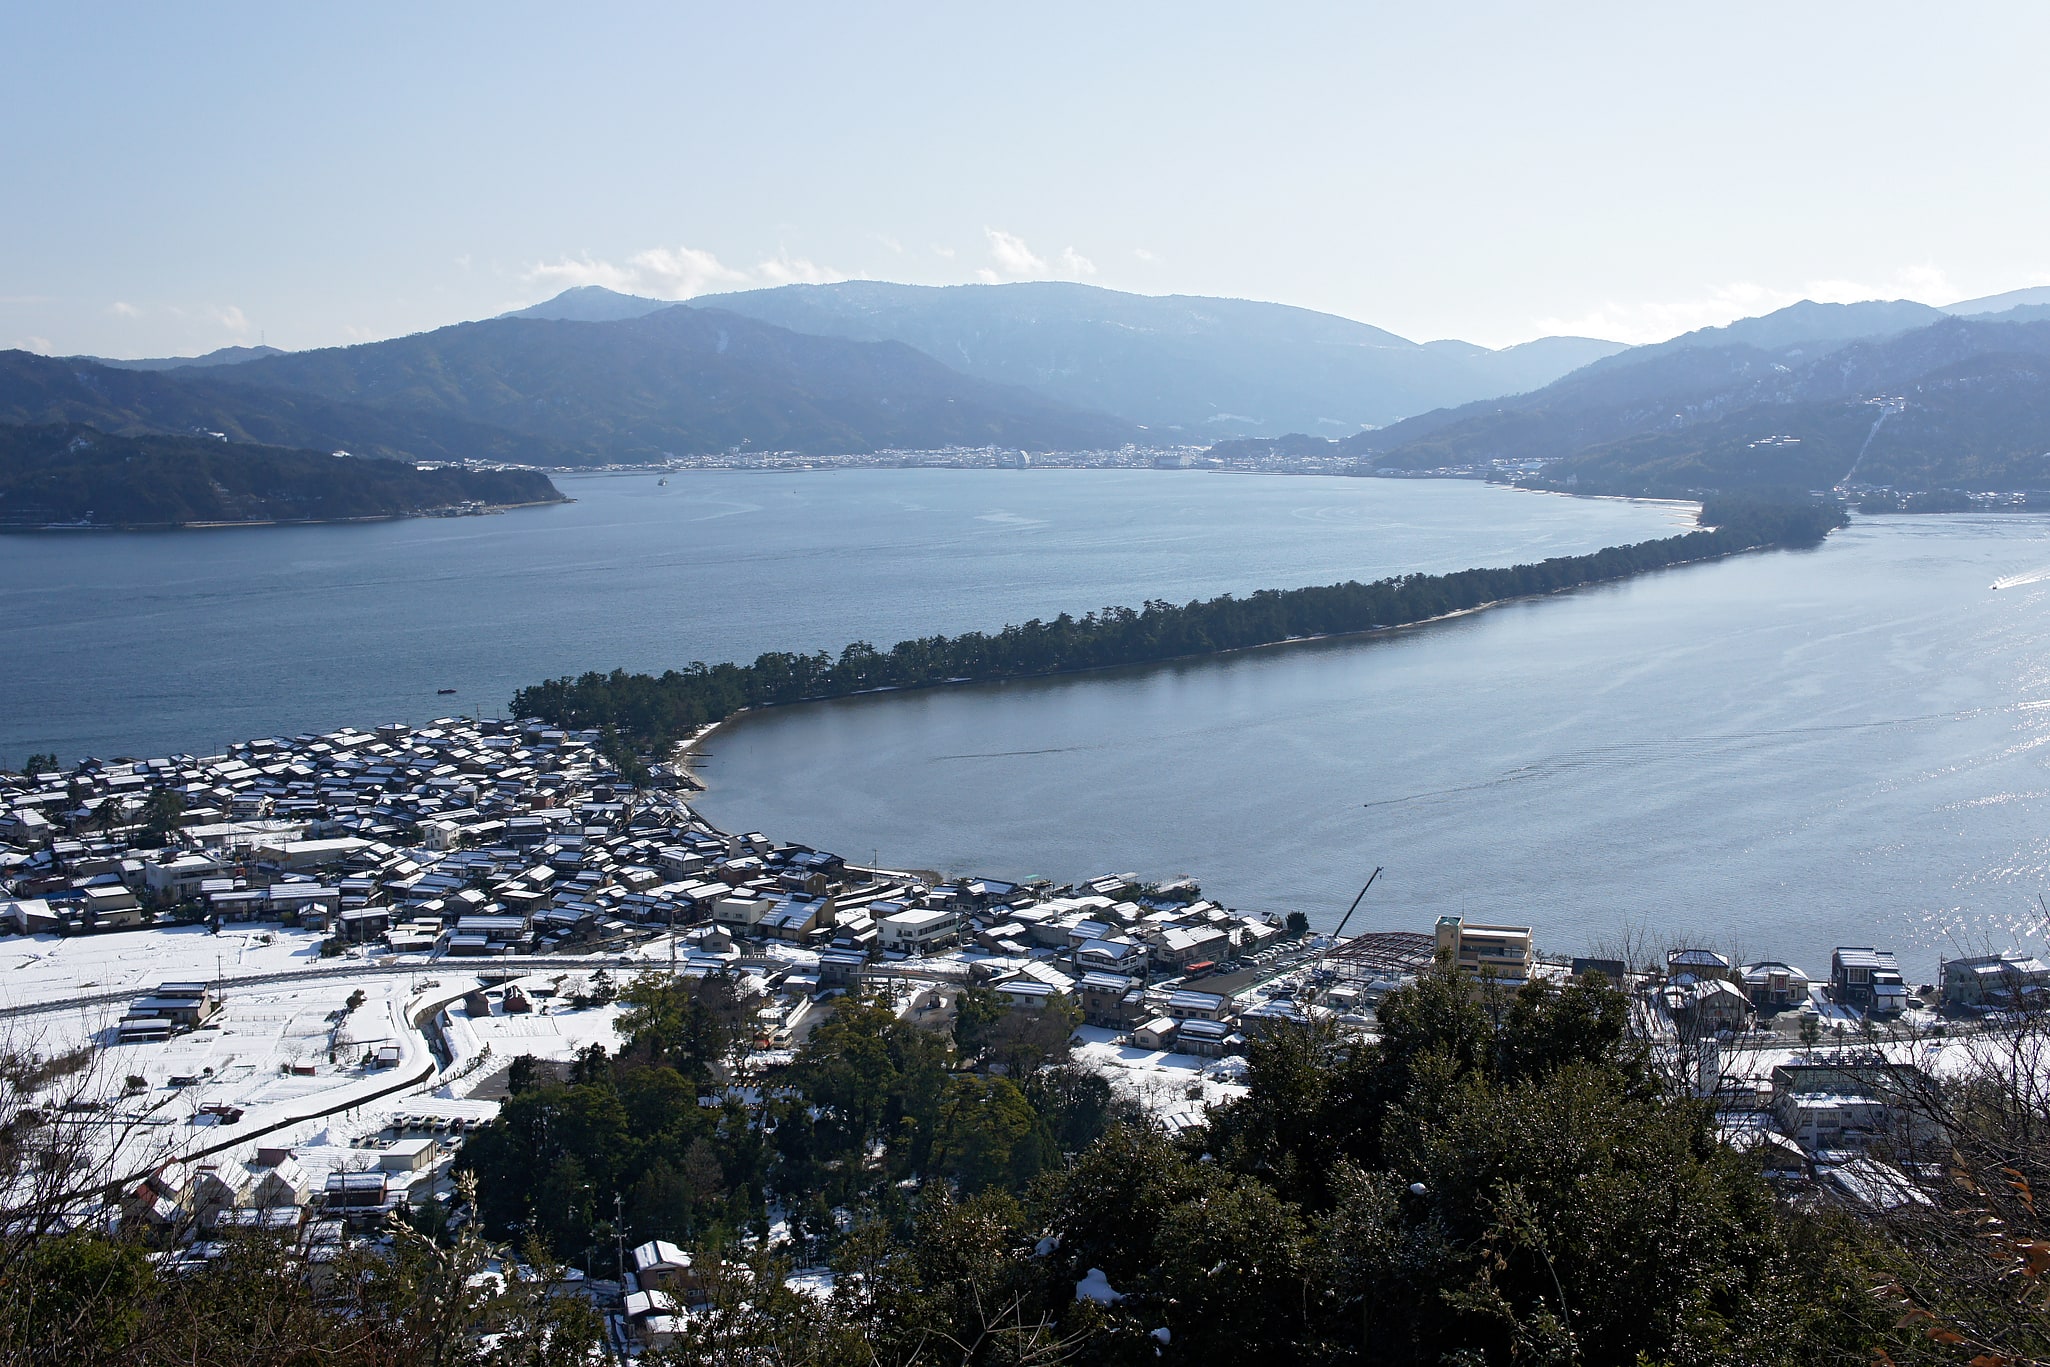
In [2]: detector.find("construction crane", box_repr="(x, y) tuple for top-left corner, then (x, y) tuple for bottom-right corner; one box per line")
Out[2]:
(1296, 867), (1385, 999)
(1303, 867), (1383, 984)
(1330, 867), (1383, 946)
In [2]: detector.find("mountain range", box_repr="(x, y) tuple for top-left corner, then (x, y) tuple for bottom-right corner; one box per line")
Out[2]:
(2, 283), (1628, 465)
(676, 281), (1626, 435)
(1, 307), (1138, 464)
(14, 280), (2050, 490)
(1343, 303), (2050, 494)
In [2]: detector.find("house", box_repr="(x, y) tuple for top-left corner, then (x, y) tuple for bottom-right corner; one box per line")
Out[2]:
(1770, 1062), (1937, 1154)
(1740, 961), (1813, 1012)
(1165, 989), (1229, 1023)
(1, 898), (60, 934)
(1666, 948), (1734, 982)
(116, 1014), (176, 1043)
(336, 906), (393, 942)
(1831, 947), (1909, 1015)
(623, 1290), (683, 1348)
(1940, 952), (2050, 1011)
(759, 896), (835, 942)
(187, 1163), (252, 1220)
(144, 853), (226, 900)
(877, 908), (960, 955)
(453, 914), (527, 952)
(1148, 923), (1230, 970)
(631, 1239), (700, 1296)
(1077, 972), (1140, 1028)
(0, 807), (52, 847)
(268, 883), (342, 924)
(712, 894), (775, 934)
(209, 1205), (304, 1234)
(1240, 997), (1311, 1039)
(122, 1175), (188, 1230)
(250, 1156), (310, 1210)
(81, 884), (145, 928)
(817, 948), (867, 987)
(128, 981), (221, 1030)
(324, 1171), (393, 1220)
(1433, 915), (1533, 979)
(1660, 977), (1753, 1037)
(1817, 1155), (1935, 1213)
(1073, 936), (1147, 975)
(380, 1138), (440, 1174)
(1175, 1017), (1240, 1057)
(1131, 1017), (1178, 1051)
(994, 979), (1057, 1012)
(254, 837), (372, 872)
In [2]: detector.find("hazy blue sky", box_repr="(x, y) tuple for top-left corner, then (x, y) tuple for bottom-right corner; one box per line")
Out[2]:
(6, 2), (2048, 357)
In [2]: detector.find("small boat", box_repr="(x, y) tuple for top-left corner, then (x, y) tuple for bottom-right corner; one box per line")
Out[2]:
(657, 476), (668, 486)
(436, 688), (457, 695)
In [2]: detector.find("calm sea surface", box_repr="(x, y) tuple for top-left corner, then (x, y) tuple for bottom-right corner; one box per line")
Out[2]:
(694, 503), (2050, 981)
(11, 469), (2049, 976)
(1, 469), (1678, 763)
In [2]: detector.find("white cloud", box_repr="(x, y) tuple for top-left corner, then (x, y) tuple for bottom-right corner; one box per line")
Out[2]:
(108, 301), (141, 319)
(212, 305), (252, 335)
(527, 245), (744, 298)
(1527, 266), (1970, 346)
(524, 242), (844, 300)
(1133, 247), (1157, 263)
(754, 253), (843, 287)
(931, 244), (956, 260)
(976, 228), (1096, 283)
(870, 233), (904, 254)
(984, 228), (1047, 278)
(12, 336), (53, 353)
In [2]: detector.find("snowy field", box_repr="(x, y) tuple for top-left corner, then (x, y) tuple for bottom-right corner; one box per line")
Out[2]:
(0, 922), (334, 1010)
(1071, 1026), (1249, 1133)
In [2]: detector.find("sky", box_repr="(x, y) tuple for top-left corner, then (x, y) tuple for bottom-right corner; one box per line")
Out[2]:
(5, 2), (2050, 358)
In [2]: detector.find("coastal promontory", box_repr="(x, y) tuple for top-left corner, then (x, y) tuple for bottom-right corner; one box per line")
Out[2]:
(0, 422), (565, 529)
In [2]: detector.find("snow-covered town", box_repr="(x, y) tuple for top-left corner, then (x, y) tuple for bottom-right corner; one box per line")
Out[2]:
(4, 715), (2049, 1347)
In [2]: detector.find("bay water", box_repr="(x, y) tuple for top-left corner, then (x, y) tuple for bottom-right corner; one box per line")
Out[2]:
(11, 469), (2047, 976)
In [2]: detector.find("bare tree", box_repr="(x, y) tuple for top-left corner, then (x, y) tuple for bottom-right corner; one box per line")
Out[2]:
(1855, 1003), (2050, 1363)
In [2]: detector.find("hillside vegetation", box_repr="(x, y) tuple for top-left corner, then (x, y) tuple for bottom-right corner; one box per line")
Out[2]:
(210, 305), (1137, 459)
(23, 963), (2038, 1364)
(1345, 308), (2050, 495)
(693, 280), (1626, 436)
(0, 424), (563, 528)
(0, 303), (1136, 469)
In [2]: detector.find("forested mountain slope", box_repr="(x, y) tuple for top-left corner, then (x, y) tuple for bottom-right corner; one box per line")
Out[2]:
(0, 423), (563, 527)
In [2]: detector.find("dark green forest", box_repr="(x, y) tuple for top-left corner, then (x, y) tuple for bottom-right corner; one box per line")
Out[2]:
(512, 498), (1846, 757)
(0, 422), (564, 527)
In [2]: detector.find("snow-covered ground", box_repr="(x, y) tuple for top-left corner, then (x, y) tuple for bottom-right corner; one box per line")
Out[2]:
(0, 922), (333, 1010)
(442, 984), (629, 1076)
(1071, 1026), (1248, 1133)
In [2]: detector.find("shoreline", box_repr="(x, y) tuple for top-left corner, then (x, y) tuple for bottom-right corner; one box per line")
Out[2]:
(0, 495), (572, 535)
(675, 535), (1779, 800)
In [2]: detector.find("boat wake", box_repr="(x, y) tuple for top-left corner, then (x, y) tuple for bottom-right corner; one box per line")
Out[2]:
(1992, 566), (2050, 591)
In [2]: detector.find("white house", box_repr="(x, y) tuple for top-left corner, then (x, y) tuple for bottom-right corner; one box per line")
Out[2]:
(877, 908), (959, 955)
